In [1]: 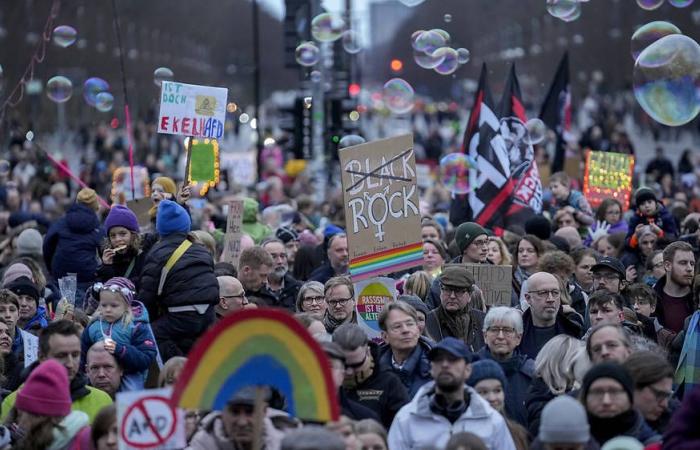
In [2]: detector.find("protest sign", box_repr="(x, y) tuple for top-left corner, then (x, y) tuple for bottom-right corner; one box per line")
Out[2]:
(220, 151), (258, 187)
(221, 199), (245, 267)
(583, 150), (635, 210)
(187, 138), (220, 195)
(354, 277), (396, 338)
(112, 166), (150, 203)
(158, 81), (228, 139)
(340, 134), (423, 281)
(126, 198), (155, 229)
(464, 264), (513, 306)
(117, 388), (185, 450)
(171, 308), (340, 422)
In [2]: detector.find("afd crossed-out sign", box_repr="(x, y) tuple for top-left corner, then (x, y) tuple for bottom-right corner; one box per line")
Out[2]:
(117, 388), (186, 450)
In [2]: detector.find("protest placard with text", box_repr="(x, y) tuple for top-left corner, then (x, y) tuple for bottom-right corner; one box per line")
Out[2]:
(464, 264), (513, 306)
(158, 81), (228, 139)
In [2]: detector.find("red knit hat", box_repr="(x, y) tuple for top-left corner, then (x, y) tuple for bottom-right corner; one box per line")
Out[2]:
(16, 359), (71, 417)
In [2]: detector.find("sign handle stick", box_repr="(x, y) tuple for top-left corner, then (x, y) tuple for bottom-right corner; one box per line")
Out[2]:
(184, 136), (193, 185)
(252, 386), (265, 450)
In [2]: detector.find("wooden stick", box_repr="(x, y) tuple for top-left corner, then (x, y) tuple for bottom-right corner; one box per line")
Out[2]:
(252, 386), (265, 450)
(184, 136), (193, 185)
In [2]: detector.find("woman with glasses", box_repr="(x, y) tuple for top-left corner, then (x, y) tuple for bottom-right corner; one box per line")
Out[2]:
(295, 281), (327, 319)
(80, 277), (158, 391)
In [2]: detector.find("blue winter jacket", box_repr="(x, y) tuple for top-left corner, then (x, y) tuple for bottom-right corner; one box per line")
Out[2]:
(377, 337), (433, 398)
(80, 300), (157, 382)
(43, 203), (104, 283)
(625, 203), (678, 245)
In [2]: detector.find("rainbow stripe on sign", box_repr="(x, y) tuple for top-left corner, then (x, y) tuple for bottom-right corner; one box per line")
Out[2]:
(349, 241), (423, 281)
(170, 309), (339, 422)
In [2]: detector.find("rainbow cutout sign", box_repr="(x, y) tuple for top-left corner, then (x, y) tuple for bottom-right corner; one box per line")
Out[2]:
(171, 308), (340, 422)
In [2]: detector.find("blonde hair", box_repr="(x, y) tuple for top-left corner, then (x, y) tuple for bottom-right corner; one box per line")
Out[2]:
(94, 291), (133, 326)
(159, 356), (188, 387)
(488, 237), (512, 266)
(404, 271), (432, 302)
(535, 335), (589, 395)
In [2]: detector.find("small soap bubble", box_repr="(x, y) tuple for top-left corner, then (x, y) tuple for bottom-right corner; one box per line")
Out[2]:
(339, 135), (366, 149)
(383, 78), (415, 115)
(525, 119), (547, 145)
(153, 67), (174, 87)
(83, 77), (109, 107)
(95, 92), (114, 112)
(456, 48), (471, 64)
(440, 153), (477, 194)
(311, 13), (345, 42)
(46, 76), (73, 103)
(295, 42), (320, 67)
(52, 25), (77, 48)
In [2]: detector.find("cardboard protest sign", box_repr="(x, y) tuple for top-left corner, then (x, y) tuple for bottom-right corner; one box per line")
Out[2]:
(354, 277), (396, 338)
(221, 199), (245, 267)
(117, 388), (185, 450)
(158, 81), (228, 139)
(340, 134), (423, 281)
(464, 264), (513, 306)
(126, 198), (155, 229)
(583, 150), (635, 211)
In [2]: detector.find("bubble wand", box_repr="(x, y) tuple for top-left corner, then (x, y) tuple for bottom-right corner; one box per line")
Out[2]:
(110, 0), (136, 201)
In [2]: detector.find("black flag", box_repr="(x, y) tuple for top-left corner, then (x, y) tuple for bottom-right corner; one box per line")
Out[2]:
(539, 52), (571, 173)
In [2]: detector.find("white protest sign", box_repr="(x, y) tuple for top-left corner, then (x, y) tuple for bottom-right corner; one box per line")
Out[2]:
(117, 388), (185, 450)
(158, 81), (228, 139)
(220, 151), (258, 187)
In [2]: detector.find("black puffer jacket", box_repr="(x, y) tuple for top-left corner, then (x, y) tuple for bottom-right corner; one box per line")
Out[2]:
(138, 232), (219, 319)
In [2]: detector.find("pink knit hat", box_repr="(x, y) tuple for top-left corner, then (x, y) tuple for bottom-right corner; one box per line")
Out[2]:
(2, 263), (35, 287)
(16, 359), (71, 417)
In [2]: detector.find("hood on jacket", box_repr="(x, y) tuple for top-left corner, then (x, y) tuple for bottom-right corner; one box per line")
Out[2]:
(243, 198), (260, 223)
(47, 410), (90, 450)
(409, 381), (493, 420)
(65, 203), (100, 234)
(130, 300), (151, 323)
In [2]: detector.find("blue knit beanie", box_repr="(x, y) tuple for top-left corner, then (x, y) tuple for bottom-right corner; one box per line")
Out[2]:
(156, 200), (191, 236)
(467, 359), (507, 389)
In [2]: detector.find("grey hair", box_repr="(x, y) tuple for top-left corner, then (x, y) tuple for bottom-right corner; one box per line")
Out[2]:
(281, 426), (345, 450)
(333, 323), (369, 351)
(535, 335), (589, 395)
(296, 281), (325, 312)
(483, 306), (524, 334)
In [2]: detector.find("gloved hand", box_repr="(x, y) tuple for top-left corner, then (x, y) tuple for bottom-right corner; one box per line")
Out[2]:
(588, 220), (611, 241)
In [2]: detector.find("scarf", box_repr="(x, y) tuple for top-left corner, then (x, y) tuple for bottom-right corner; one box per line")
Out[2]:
(436, 305), (471, 345)
(323, 310), (357, 334)
(343, 354), (375, 389)
(588, 409), (637, 445)
(47, 411), (89, 450)
(675, 310), (700, 396)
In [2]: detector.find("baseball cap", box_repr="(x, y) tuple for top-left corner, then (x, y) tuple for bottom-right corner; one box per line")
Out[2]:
(428, 337), (475, 363)
(591, 256), (625, 279)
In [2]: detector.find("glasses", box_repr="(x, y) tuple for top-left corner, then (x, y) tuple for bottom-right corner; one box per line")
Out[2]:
(588, 387), (627, 400)
(388, 320), (417, 333)
(528, 289), (560, 299)
(592, 272), (621, 281)
(224, 292), (246, 300)
(302, 296), (324, 305)
(487, 326), (517, 337)
(345, 350), (368, 369)
(471, 239), (489, 248)
(92, 283), (133, 297)
(327, 297), (353, 308)
(646, 385), (673, 402)
(440, 284), (469, 297)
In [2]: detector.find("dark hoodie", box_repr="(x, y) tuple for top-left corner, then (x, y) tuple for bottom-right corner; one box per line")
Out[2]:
(517, 306), (584, 360)
(43, 203), (104, 282)
(626, 203), (678, 246)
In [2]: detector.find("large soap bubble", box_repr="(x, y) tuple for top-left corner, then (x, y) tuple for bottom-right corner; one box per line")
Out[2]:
(636, 0), (664, 9)
(52, 25), (77, 48)
(631, 22), (682, 61)
(633, 34), (700, 126)
(546, 0), (579, 19)
(414, 30), (446, 55)
(83, 77), (110, 107)
(432, 48), (460, 75)
(47, 76), (73, 103)
(311, 13), (345, 42)
(440, 153), (477, 194)
(669, 0), (694, 7)
(339, 135), (366, 149)
(414, 50), (444, 69)
(525, 119), (547, 145)
(398, 0), (425, 6)
(383, 78), (415, 115)
(153, 67), (174, 87)
(342, 30), (362, 54)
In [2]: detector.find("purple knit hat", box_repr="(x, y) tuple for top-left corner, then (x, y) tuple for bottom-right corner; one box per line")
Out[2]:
(102, 277), (136, 304)
(104, 205), (140, 233)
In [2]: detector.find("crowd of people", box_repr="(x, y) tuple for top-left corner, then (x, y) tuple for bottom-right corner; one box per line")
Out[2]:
(0, 113), (699, 450)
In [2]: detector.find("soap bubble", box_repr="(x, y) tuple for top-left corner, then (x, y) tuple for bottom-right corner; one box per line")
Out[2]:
(153, 67), (174, 87)
(414, 30), (446, 54)
(95, 92), (114, 112)
(295, 42), (320, 67)
(631, 22), (681, 61)
(444, 14), (452, 23)
(668, 0), (694, 7)
(636, 0), (664, 9)
(339, 135), (366, 149)
(310, 70), (322, 83)
(525, 119), (547, 145)
(431, 29), (451, 46)
(559, 2), (581, 22)
(311, 13), (345, 42)
(432, 48), (460, 75)
(411, 30), (426, 51)
(398, 0), (425, 6)
(633, 34), (700, 126)
(83, 77), (109, 107)
(413, 50), (444, 69)
(52, 25), (77, 48)
(440, 153), (477, 194)
(383, 78), (415, 115)
(342, 30), (362, 54)
(46, 76), (73, 103)
(546, 0), (579, 19)
(456, 48), (471, 64)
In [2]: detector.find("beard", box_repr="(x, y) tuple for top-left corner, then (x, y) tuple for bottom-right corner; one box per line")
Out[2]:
(435, 373), (462, 393)
(269, 266), (288, 281)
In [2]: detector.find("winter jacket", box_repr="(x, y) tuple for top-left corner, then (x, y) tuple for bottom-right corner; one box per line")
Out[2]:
(263, 273), (301, 311)
(22, 305), (48, 334)
(530, 438), (600, 450)
(47, 410), (92, 450)
(662, 384), (700, 449)
(344, 344), (410, 428)
(308, 263), (338, 285)
(517, 306), (584, 359)
(425, 307), (486, 353)
(590, 410), (661, 446)
(43, 203), (104, 283)
(1, 368), (112, 424)
(139, 233), (219, 319)
(11, 327), (38, 370)
(80, 301), (157, 390)
(626, 204), (678, 246)
(377, 336), (433, 398)
(187, 410), (283, 450)
(96, 249), (147, 290)
(338, 389), (381, 422)
(388, 382), (517, 450)
(524, 377), (559, 437)
(477, 348), (535, 427)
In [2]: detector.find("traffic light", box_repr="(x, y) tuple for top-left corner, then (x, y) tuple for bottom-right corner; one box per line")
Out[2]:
(279, 97), (311, 159)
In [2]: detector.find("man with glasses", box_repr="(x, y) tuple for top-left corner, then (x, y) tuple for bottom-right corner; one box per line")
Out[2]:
(591, 256), (626, 295)
(477, 306), (534, 426)
(262, 238), (301, 311)
(323, 276), (357, 334)
(86, 341), (124, 398)
(332, 323), (408, 428)
(216, 275), (250, 319)
(425, 265), (486, 352)
(377, 302), (433, 397)
(518, 272), (583, 359)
